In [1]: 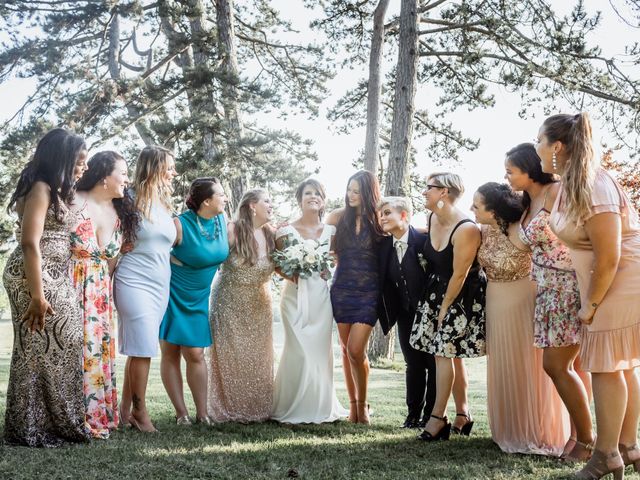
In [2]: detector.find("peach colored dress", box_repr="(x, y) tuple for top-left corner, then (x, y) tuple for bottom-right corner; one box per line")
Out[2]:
(550, 169), (640, 372)
(478, 225), (569, 455)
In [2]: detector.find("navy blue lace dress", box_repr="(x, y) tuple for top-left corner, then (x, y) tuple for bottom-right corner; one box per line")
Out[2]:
(330, 221), (379, 326)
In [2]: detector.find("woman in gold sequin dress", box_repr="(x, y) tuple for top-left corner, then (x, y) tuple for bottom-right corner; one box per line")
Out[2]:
(3, 128), (90, 447)
(207, 189), (275, 422)
(473, 182), (569, 456)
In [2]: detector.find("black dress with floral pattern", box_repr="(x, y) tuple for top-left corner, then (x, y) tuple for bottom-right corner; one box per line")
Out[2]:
(409, 216), (486, 358)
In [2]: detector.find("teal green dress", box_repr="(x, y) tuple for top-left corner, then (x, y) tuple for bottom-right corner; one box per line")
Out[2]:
(159, 211), (228, 347)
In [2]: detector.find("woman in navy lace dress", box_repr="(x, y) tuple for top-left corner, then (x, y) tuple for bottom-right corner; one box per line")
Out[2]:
(327, 170), (383, 424)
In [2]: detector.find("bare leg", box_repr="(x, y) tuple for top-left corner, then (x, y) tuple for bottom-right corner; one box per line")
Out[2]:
(120, 356), (132, 425)
(160, 341), (188, 419)
(182, 347), (208, 420)
(128, 356), (156, 432)
(337, 324), (357, 422)
(592, 371), (627, 454)
(346, 323), (374, 424)
(543, 345), (594, 457)
(451, 358), (470, 430)
(423, 356), (454, 435)
(620, 368), (640, 446)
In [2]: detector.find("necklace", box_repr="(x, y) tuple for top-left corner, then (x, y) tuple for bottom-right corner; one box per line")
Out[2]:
(195, 214), (220, 241)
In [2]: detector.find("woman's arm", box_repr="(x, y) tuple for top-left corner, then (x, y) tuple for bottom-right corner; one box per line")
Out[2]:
(172, 217), (183, 247)
(227, 221), (236, 248)
(438, 223), (481, 325)
(324, 209), (343, 261)
(20, 182), (55, 332)
(578, 212), (621, 324)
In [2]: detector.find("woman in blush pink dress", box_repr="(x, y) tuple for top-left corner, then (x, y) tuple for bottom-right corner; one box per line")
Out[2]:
(473, 182), (569, 456)
(538, 112), (640, 479)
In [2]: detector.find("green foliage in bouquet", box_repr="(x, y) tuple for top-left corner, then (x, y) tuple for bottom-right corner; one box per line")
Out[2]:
(272, 234), (335, 280)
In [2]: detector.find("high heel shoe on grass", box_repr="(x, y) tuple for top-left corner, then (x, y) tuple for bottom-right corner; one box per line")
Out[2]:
(175, 415), (193, 426)
(451, 412), (474, 436)
(356, 401), (371, 425)
(417, 415), (451, 442)
(196, 416), (213, 426)
(562, 437), (595, 463)
(574, 450), (624, 480)
(619, 443), (640, 472)
(130, 415), (159, 433)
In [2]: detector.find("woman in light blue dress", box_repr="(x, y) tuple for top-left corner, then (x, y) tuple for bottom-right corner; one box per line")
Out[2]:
(159, 177), (229, 425)
(114, 145), (177, 432)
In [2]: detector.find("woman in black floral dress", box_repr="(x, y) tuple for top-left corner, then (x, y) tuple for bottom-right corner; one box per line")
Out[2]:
(410, 172), (486, 441)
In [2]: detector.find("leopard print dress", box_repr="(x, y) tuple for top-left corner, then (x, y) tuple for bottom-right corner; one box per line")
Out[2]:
(2, 204), (89, 447)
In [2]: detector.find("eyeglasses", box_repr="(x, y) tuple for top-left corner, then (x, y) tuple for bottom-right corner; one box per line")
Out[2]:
(425, 184), (445, 191)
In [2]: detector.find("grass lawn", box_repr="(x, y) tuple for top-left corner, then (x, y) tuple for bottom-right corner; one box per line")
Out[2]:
(0, 319), (614, 480)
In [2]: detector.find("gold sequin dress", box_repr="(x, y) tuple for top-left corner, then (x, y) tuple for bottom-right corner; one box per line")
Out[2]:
(2, 205), (89, 447)
(478, 225), (569, 455)
(207, 251), (275, 422)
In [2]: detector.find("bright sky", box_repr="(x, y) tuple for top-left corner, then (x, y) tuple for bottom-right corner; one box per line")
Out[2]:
(0, 0), (636, 225)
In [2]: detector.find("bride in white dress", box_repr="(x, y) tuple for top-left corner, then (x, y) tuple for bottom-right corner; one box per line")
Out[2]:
(272, 179), (347, 423)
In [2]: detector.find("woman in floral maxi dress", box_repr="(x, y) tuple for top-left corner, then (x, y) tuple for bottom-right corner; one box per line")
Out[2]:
(70, 151), (135, 438)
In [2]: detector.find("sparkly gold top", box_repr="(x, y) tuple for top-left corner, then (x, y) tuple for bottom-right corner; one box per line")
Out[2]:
(478, 225), (531, 282)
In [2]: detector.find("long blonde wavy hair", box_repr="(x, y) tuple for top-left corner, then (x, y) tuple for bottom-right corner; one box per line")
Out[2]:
(542, 112), (597, 223)
(133, 145), (174, 220)
(233, 189), (275, 265)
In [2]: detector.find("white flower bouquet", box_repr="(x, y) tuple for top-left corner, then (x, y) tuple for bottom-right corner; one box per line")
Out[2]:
(272, 235), (335, 280)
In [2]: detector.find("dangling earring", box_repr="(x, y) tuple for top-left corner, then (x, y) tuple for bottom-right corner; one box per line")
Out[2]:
(103, 179), (107, 190)
(252, 209), (257, 217)
(436, 199), (445, 209)
(552, 151), (558, 172)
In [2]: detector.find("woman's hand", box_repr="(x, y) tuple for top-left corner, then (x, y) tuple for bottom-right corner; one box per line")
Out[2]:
(319, 269), (331, 281)
(437, 308), (447, 329)
(21, 297), (55, 332)
(578, 304), (596, 325)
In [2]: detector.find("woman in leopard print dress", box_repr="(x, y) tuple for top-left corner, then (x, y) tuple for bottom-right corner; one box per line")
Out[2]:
(3, 128), (91, 447)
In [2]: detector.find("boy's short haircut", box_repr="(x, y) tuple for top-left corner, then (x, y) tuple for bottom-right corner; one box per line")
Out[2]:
(377, 196), (412, 219)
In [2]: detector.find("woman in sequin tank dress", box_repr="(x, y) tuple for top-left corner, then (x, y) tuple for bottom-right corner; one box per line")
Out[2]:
(473, 182), (569, 456)
(326, 170), (383, 424)
(69, 151), (134, 439)
(3, 128), (90, 447)
(504, 143), (593, 461)
(207, 189), (275, 422)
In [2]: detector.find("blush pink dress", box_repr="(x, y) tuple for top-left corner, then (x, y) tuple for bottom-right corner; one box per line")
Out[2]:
(550, 169), (640, 372)
(478, 225), (569, 455)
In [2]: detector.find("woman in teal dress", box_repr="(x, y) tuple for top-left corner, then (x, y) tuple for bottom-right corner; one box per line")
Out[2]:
(159, 177), (229, 425)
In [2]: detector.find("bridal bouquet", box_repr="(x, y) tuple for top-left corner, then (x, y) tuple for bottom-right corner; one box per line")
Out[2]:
(272, 236), (335, 280)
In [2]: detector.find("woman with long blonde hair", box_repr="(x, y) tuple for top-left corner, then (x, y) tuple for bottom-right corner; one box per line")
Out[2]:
(540, 112), (640, 479)
(207, 189), (276, 422)
(114, 145), (177, 432)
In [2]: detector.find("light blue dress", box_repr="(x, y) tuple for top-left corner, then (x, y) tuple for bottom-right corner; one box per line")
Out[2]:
(159, 211), (228, 348)
(115, 203), (176, 357)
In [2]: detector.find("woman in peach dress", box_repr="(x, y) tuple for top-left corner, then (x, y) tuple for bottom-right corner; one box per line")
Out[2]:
(538, 112), (640, 479)
(473, 182), (569, 456)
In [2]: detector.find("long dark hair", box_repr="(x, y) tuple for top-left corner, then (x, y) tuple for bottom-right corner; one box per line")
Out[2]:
(336, 170), (384, 249)
(7, 128), (86, 219)
(185, 177), (221, 212)
(477, 182), (524, 235)
(505, 143), (556, 209)
(76, 151), (140, 246)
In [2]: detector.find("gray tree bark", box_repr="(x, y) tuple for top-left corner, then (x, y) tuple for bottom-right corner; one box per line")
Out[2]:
(363, 0), (390, 173)
(216, 0), (248, 210)
(385, 0), (419, 196)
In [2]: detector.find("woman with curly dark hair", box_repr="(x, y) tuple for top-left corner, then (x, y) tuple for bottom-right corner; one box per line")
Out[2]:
(68, 151), (136, 438)
(326, 170), (384, 424)
(472, 182), (569, 456)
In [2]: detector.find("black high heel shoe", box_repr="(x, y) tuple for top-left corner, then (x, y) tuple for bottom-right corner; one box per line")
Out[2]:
(417, 414), (451, 442)
(451, 412), (474, 436)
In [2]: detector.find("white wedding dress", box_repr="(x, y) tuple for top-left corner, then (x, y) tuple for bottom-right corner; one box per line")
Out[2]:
(272, 224), (347, 423)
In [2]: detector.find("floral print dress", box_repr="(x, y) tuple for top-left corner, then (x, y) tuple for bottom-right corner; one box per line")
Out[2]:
(70, 205), (122, 438)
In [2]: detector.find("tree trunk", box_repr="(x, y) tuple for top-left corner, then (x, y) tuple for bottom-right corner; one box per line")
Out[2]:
(385, 0), (419, 196)
(216, 0), (247, 210)
(363, 0), (390, 173)
(368, 323), (396, 363)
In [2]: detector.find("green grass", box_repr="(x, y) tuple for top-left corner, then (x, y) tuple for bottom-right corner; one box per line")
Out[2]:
(0, 319), (618, 480)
